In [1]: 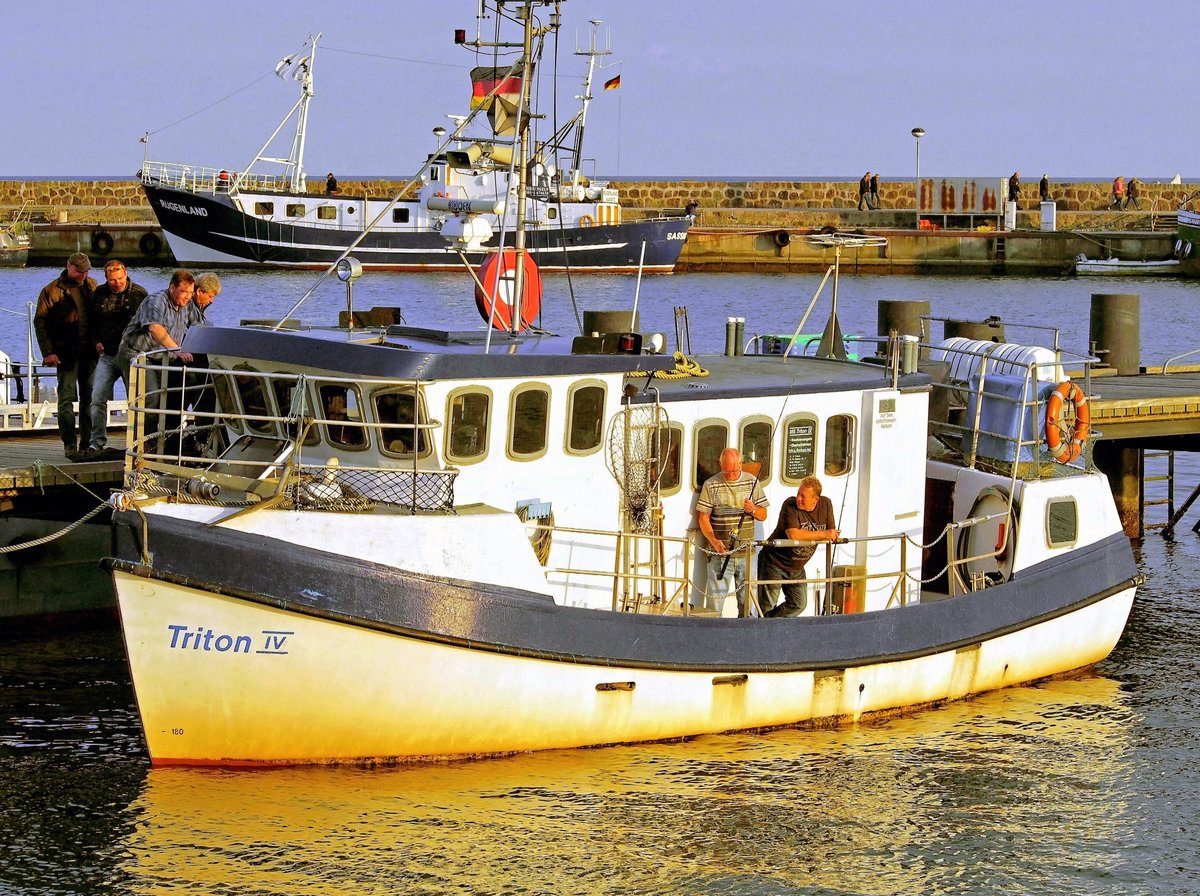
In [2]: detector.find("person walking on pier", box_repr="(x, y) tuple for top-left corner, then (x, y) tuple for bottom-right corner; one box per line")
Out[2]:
(857, 172), (870, 211)
(1111, 176), (1125, 209)
(84, 259), (147, 458)
(696, 447), (768, 615)
(1124, 177), (1141, 210)
(868, 172), (880, 209)
(1008, 171), (1021, 207)
(1039, 174), (1051, 202)
(34, 252), (98, 460)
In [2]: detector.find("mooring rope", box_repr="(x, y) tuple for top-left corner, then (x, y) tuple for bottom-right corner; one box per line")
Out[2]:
(0, 502), (110, 553)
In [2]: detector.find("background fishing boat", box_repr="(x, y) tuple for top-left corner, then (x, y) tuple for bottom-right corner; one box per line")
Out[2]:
(139, 25), (690, 273)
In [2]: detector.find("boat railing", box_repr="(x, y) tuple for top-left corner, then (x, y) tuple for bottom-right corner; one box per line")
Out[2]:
(140, 160), (287, 195)
(924, 333), (1097, 478)
(534, 522), (924, 616)
(123, 356), (455, 513)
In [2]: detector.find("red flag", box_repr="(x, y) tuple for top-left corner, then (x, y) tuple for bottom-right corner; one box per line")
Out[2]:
(603, 74), (621, 91)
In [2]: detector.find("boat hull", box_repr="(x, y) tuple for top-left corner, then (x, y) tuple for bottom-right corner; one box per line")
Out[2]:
(142, 183), (689, 273)
(110, 512), (1139, 766)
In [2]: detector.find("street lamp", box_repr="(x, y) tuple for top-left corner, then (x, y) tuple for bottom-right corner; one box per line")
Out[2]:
(911, 127), (925, 229)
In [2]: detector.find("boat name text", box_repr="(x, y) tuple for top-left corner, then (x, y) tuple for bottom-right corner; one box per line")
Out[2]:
(159, 200), (209, 216)
(667, 231), (687, 240)
(166, 624), (293, 655)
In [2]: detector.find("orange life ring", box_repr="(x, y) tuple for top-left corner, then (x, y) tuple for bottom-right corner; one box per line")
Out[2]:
(1044, 381), (1090, 463)
(578, 215), (594, 227)
(474, 249), (542, 332)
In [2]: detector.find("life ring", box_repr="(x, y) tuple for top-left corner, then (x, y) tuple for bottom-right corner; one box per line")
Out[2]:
(578, 215), (594, 227)
(1044, 381), (1090, 463)
(432, 191), (449, 198)
(139, 232), (162, 256)
(474, 248), (542, 332)
(91, 231), (113, 255)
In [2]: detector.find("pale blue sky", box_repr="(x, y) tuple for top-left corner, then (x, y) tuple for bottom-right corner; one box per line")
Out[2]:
(7, 1), (1197, 182)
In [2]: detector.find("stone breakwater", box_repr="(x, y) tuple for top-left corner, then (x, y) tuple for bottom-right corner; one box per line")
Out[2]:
(0, 178), (1192, 225)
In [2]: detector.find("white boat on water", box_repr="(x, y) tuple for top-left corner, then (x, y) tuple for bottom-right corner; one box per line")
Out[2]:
(1074, 254), (1180, 276)
(105, 1), (1139, 768)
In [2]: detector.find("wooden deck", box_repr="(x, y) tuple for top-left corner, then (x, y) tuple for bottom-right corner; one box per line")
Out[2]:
(1089, 368), (1200, 443)
(0, 431), (125, 503)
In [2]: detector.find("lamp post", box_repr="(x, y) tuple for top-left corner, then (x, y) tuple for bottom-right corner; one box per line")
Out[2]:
(911, 127), (925, 229)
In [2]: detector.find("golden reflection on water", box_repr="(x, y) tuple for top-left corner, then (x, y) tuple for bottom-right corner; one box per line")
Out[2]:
(119, 676), (1137, 896)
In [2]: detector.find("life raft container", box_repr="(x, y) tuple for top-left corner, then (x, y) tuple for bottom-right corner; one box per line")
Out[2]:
(1044, 380), (1089, 463)
(474, 248), (541, 332)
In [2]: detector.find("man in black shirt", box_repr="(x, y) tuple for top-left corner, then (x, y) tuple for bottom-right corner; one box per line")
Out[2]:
(756, 476), (839, 617)
(85, 259), (147, 455)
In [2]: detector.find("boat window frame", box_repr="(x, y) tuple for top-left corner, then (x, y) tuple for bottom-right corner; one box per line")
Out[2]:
(507, 383), (551, 462)
(253, 201), (275, 217)
(285, 203), (306, 218)
(316, 381), (369, 451)
(231, 364), (277, 437)
(824, 413), (856, 477)
(657, 421), (684, 497)
(373, 385), (431, 459)
(316, 205), (337, 221)
(391, 208), (411, 224)
(564, 380), (606, 456)
(270, 375), (319, 446)
(1045, 497), (1079, 548)
(739, 415), (774, 486)
(779, 413), (819, 485)
(209, 364), (243, 438)
(444, 386), (492, 466)
(693, 419), (729, 491)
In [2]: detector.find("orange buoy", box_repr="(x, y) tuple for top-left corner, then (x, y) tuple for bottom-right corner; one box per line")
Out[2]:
(1045, 380), (1090, 463)
(474, 249), (542, 331)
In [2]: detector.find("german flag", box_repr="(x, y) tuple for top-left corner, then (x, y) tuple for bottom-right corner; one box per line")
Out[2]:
(603, 74), (621, 91)
(470, 66), (524, 109)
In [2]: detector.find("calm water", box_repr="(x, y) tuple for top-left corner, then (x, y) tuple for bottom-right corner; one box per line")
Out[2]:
(1, 268), (1199, 895)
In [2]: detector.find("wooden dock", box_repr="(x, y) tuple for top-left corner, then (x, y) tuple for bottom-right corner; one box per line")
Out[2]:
(0, 432), (125, 514)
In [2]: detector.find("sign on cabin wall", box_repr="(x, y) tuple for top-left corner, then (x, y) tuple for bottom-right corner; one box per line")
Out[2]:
(784, 418), (816, 481)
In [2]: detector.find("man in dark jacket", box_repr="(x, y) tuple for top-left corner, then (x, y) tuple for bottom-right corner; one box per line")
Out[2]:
(85, 259), (148, 456)
(34, 252), (98, 458)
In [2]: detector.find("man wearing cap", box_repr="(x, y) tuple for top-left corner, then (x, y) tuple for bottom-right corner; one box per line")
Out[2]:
(34, 252), (98, 459)
(84, 259), (148, 457)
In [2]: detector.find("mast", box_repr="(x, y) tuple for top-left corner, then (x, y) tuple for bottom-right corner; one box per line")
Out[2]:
(240, 33), (320, 192)
(570, 20), (609, 193)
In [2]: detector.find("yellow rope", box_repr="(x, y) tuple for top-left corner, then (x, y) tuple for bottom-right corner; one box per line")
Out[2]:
(630, 351), (710, 380)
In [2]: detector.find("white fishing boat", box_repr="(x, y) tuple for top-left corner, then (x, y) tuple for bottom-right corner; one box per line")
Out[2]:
(105, 1), (1139, 767)
(1074, 254), (1180, 276)
(138, 19), (689, 273)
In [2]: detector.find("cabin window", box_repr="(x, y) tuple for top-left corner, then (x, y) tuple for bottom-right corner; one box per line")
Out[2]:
(694, 422), (728, 489)
(740, 418), (773, 484)
(824, 414), (855, 476)
(391, 208), (410, 224)
(446, 389), (490, 464)
(211, 369), (242, 436)
(253, 201), (274, 216)
(780, 414), (818, 484)
(566, 383), (605, 454)
(509, 385), (550, 460)
(547, 207), (558, 220)
(657, 423), (683, 495)
(317, 205), (337, 220)
(1046, 498), (1078, 548)
(271, 377), (318, 445)
(233, 366), (274, 436)
(376, 388), (428, 457)
(431, 167), (442, 183)
(286, 203), (306, 218)
(318, 383), (367, 449)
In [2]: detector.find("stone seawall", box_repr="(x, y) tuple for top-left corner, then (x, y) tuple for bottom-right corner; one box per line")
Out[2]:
(0, 177), (1191, 224)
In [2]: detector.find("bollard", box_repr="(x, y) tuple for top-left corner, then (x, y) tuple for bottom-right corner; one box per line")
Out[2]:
(1089, 293), (1140, 374)
(724, 318), (737, 357)
(878, 299), (930, 356)
(944, 317), (1005, 343)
